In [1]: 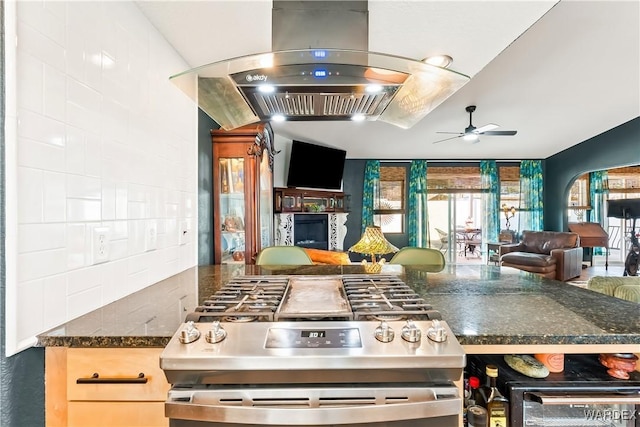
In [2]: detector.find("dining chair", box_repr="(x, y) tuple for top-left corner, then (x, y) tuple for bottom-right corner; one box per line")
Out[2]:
(389, 247), (446, 267)
(434, 228), (450, 253)
(255, 246), (314, 265)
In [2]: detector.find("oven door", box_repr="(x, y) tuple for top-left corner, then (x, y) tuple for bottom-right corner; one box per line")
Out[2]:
(166, 383), (462, 427)
(523, 392), (640, 427)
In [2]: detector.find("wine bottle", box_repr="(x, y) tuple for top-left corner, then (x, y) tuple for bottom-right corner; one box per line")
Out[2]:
(483, 365), (510, 427)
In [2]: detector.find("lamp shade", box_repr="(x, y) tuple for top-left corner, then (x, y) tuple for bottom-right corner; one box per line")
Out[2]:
(349, 226), (399, 259)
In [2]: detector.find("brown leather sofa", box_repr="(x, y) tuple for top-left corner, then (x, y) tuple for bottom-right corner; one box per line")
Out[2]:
(499, 230), (583, 281)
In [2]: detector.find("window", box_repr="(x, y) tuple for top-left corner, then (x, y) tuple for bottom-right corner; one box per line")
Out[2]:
(607, 166), (640, 197)
(599, 166), (640, 258)
(427, 165), (484, 230)
(499, 166), (521, 230)
(374, 166), (405, 233)
(567, 173), (590, 222)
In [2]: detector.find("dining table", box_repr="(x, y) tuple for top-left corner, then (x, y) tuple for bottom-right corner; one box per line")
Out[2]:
(456, 227), (482, 257)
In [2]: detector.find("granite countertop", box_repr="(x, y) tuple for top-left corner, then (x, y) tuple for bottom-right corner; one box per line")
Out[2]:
(36, 264), (640, 350)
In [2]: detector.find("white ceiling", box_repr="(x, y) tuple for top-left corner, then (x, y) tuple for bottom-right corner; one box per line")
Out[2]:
(136, 0), (640, 160)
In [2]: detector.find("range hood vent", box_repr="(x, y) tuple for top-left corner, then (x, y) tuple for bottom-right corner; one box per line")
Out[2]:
(170, 2), (469, 130)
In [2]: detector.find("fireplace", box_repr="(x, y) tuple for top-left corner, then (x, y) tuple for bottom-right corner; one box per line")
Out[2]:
(275, 213), (348, 250)
(294, 214), (329, 249)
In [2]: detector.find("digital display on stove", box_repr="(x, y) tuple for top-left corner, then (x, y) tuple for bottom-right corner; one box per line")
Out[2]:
(266, 328), (362, 348)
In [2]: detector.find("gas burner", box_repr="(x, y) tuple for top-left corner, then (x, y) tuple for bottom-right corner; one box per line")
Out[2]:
(222, 315), (257, 323)
(371, 313), (406, 322)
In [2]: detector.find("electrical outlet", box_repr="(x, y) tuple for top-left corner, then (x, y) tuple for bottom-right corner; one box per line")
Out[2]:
(145, 220), (158, 251)
(179, 220), (189, 245)
(92, 227), (110, 264)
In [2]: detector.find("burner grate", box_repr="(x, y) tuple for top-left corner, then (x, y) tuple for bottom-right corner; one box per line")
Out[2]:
(343, 275), (441, 321)
(186, 275), (441, 323)
(187, 277), (289, 323)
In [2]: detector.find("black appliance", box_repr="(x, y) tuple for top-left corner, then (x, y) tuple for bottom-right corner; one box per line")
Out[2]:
(467, 354), (640, 427)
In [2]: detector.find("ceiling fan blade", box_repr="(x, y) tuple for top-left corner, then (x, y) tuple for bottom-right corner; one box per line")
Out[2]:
(474, 123), (499, 134)
(481, 130), (517, 136)
(433, 135), (464, 144)
(435, 131), (464, 135)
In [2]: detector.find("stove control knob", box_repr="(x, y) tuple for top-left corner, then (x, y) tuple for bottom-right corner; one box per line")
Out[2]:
(205, 320), (227, 344)
(401, 320), (422, 343)
(374, 321), (395, 343)
(179, 321), (201, 344)
(427, 319), (448, 343)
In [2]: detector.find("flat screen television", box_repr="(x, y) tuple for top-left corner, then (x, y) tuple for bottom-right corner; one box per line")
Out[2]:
(606, 198), (640, 219)
(286, 140), (347, 190)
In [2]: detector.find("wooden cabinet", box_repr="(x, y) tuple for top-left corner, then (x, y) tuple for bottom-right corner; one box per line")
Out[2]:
(212, 123), (277, 264)
(274, 187), (348, 213)
(45, 347), (170, 427)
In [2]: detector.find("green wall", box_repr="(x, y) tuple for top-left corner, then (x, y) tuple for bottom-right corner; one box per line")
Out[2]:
(544, 117), (640, 231)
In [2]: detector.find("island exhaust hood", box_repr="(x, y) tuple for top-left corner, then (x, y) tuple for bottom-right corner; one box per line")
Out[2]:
(170, 1), (469, 131)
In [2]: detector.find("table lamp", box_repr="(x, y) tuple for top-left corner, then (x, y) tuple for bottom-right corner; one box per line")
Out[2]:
(349, 226), (399, 267)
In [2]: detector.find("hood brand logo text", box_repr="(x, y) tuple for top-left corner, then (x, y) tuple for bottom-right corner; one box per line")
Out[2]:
(246, 74), (268, 82)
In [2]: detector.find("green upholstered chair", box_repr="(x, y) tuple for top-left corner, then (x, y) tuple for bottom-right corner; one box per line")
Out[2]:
(255, 246), (314, 265)
(389, 247), (446, 267)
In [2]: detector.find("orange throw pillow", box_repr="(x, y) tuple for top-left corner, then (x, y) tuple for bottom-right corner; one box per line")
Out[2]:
(303, 248), (351, 265)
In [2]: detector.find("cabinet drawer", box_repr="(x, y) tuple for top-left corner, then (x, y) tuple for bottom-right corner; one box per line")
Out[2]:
(67, 348), (169, 401)
(68, 402), (167, 427)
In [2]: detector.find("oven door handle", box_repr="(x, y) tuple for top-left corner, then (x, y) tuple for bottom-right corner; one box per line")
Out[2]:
(166, 396), (462, 425)
(525, 392), (640, 405)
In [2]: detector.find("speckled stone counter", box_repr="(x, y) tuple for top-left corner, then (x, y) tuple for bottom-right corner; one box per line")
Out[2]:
(37, 264), (640, 353)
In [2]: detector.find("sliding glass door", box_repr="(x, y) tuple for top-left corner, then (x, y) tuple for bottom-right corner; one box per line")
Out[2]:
(428, 191), (484, 264)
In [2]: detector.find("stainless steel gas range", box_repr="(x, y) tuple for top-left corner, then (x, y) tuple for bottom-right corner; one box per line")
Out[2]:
(160, 275), (466, 427)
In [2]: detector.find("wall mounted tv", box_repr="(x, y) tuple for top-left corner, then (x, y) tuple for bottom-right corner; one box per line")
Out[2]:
(286, 140), (347, 190)
(607, 198), (640, 219)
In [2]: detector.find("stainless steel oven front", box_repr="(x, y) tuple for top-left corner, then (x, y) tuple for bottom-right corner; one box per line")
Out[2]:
(160, 275), (466, 426)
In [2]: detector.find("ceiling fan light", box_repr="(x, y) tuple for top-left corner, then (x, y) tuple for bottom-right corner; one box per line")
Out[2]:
(463, 133), (479, 142)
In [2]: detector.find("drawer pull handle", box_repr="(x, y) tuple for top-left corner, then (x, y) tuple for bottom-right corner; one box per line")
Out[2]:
(76, 372), (148, 384)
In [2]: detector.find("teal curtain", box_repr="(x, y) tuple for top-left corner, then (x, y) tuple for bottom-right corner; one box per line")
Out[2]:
(518, 160), (544, 231)
(590, 170), (609, 255)
(480, 160), (499, 247)
(361, 160), (380, 233)
(408, 160), (428, 247)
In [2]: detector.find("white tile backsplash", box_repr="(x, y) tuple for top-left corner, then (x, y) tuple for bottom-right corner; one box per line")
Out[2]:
(18, 249), (67, 283)
(66, 174), (101, 200)
(43, 63), (67, 122)
(43, 171), (67, 222)
(17, 20), (66, 72)
(43, 274), (69, 328)
(8, 0), (197, 354)
(17, 278), (45, 340)
(18, 223), (66, 253)
(17, 167), (44, 223)
(66, 223), (87, 269)
(16, 51), (44, 114)
(17, 107), (66, 145)
(66, 198), (101, 222)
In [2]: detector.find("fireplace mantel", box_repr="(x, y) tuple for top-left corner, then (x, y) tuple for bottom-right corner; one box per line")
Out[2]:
(275, 213), (348, 250)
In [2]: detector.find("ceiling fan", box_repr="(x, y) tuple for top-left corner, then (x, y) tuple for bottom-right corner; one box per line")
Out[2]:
(433, 105), (517, 144)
